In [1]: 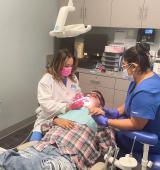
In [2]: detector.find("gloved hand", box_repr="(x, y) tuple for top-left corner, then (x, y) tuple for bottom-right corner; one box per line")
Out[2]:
(68, 99), (84, 110)
(30, 131), (43, 141)
(103, 107), (120, 119)
(92, 115), (108, 127)
(73, 92), (84, 100)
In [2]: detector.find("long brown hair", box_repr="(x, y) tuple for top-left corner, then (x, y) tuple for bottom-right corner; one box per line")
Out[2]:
(46, 49), (78, 82)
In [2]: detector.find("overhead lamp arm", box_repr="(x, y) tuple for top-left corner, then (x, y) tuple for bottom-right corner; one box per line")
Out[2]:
(68, 0), (73, 6)
(49, 0), (91, 38)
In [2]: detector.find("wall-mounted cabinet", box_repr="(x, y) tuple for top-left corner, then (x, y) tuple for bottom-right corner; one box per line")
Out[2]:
(142, 0), (160, 28)
(110, 0), (144, 28)
(59, 0), (111, 27)
(111, 0), (160, 29)
(84, 0), (111, 27)
(59, 0), (160, 29)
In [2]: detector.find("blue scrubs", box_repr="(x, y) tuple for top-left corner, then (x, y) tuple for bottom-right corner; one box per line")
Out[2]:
(117, 73), (160, 154)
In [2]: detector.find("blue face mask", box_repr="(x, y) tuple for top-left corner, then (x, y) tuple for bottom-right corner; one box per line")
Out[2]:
(122, 63), (134, 81)
(122, 69), (134, 81)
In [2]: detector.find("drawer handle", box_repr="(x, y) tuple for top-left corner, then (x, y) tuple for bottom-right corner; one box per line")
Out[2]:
(90, 80), (100, 84)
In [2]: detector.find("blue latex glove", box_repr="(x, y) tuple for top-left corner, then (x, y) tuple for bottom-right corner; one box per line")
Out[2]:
(30, 131), (42, 141)
(103, 108), (120, 119)
(92, 115), (108, 127)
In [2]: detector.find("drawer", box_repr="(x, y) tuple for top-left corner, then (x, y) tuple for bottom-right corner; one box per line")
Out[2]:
(80, 81), (96, 93)
(113, 90), (127, 107)
(115, 78), (130, 91)
(96, 76), (115, 89)
(79, 73), (98, 85)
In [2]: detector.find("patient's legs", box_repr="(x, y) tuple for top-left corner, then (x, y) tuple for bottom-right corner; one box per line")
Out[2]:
(0, 145), (77, 170)
(0, 148), (6, 154)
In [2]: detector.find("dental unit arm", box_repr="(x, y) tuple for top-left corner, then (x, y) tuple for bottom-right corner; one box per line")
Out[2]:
(49, 0), (92, 38)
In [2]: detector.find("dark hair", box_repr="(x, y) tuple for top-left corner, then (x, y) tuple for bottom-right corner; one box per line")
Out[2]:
(92, 90), (105, 107)
(123, 43), (150, 72)
(46, 49), (78, 82)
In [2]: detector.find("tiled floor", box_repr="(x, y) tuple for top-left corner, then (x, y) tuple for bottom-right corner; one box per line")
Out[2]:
(0, 123), (34, 149)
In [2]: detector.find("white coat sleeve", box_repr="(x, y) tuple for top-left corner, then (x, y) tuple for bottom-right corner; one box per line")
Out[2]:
(37, 78), (67, 115)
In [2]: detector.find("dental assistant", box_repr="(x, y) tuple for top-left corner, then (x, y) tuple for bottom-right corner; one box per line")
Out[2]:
(30, 49), (82, 141)
(91, 43), (160, 154)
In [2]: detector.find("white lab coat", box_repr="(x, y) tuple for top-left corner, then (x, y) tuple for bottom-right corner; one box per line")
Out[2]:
(33, 73), (81, 132)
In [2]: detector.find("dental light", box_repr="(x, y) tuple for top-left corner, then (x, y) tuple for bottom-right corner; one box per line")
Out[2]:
(49, 0), (92, 38)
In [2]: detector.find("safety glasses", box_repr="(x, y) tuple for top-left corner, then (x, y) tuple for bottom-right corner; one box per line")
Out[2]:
(85, 91), (104, 107)
(121, 63), (133, 70)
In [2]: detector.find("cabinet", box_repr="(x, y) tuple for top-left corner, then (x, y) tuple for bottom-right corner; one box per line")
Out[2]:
(110, 0), (144, 28)
(60, 0), (160, 29)
(59, 0), (111, 27)
(79, 71), (130, 108)
(110, 0), (160, 29)
(142, 0), (160, 28)
(84, 0), (111, 27)
(79, 72), (115, 108)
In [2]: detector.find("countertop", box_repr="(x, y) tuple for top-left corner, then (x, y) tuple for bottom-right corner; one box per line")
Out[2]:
(77, 68), (127, 80)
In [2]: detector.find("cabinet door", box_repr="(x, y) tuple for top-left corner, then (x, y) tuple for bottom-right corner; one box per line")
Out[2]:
(142, 0), (160, 28)
(115, 78), (130, 91)
(79, 73), (97, 93)
(114, 90), (127, 107)
(84, 0), (111, 27)
(110, 0), (144, 28)
(96, 86), (114, 108)
(59, 0), (84, 24)
(97, 76), (115, 89)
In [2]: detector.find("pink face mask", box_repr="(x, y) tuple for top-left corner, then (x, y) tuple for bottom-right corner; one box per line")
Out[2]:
(61, 66), (72, 77)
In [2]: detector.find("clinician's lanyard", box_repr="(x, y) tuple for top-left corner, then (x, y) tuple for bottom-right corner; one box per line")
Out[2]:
(63, 77), (67, 86)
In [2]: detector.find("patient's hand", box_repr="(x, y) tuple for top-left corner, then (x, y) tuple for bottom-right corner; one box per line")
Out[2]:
(53, 117), (75, 129)
(88, 107), (105, 116)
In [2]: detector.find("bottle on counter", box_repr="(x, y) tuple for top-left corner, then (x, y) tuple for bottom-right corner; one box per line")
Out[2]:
(74, 37), (84, 59)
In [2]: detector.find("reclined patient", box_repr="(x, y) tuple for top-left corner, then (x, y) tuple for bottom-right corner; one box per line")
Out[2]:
(0, 91), (116, 170)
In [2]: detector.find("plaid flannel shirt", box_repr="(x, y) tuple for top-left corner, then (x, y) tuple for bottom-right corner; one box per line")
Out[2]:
(34, 123), (116, 170)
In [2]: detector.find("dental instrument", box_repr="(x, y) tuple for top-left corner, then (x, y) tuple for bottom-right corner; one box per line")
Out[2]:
(49, 0), (92, 38)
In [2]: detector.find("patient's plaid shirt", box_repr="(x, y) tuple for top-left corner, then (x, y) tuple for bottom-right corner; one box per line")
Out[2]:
(34, 123), (115, 170)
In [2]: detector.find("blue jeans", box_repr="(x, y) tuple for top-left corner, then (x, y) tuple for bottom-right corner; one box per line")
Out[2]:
(0, 145), (77, 170)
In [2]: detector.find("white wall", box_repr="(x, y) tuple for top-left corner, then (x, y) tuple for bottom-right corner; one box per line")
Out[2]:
(0, 0), (58, 131)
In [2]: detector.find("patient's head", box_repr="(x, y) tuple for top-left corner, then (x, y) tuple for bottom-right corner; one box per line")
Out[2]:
(85, 90), (105, 108)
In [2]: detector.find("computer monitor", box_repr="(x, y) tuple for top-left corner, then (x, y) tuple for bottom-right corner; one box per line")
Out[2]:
(137, 28), (155, 43)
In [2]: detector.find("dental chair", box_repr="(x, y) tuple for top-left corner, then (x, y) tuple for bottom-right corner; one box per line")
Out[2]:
(1, 131), (159, 170)
(91, 130), (159, 170)
(116, 130), (160, 170)
(13, 131), (160, 170)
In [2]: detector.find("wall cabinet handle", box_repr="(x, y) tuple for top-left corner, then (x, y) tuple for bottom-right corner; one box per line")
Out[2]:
(84, 7), (87, 18)
(144, 7), (148, 20)
(139, 7), (143, 20)
(80, 7), (83, 18)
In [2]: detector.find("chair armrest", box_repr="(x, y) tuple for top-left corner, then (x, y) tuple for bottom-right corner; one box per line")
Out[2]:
(121, 131), (158, 146)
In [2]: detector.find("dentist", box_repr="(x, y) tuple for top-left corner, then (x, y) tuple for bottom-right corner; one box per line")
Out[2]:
(30, 49), (83, 141)
(90, 43), (160, 154)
